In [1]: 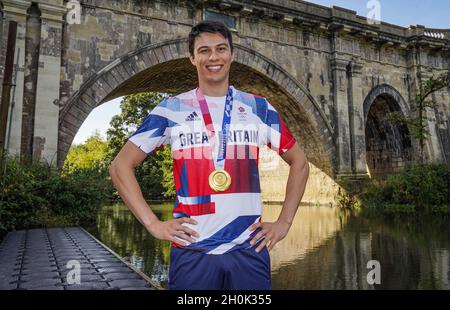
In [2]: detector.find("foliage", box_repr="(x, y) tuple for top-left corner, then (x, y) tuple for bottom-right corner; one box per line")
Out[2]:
(335, 187), (362, 212)
(63, 131), (108, 175)
(387, 71), (450, 164)
(0, 155), (110, 236)
(360, 163), (450, 216)
(105, 92), (175, 200)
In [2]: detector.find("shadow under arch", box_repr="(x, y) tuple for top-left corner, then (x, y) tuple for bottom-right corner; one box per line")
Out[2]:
(363, 84), (414, 177)
(58, 38), (336, 178)
(363, 84), (410, 122)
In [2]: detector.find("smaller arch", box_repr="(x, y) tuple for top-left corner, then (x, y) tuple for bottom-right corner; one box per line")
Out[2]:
(363, 84), (410, 122)
(363, 84), (414, 177)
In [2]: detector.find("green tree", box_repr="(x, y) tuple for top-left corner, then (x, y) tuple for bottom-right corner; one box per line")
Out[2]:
(63, 131), (108, 175)
(105, 92), (175, 200)
(388, 71), (450, 165)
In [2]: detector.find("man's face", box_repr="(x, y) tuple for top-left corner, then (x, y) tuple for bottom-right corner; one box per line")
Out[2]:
(189, 32), (234, 86)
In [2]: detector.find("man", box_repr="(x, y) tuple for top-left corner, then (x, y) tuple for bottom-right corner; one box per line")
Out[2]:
(109, 20), (309, 290)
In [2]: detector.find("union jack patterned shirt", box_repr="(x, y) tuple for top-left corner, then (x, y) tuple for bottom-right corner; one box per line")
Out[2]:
(129, 86), (296, 254)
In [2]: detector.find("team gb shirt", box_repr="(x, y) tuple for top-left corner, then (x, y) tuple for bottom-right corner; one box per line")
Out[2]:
(129, 86), (296, 255)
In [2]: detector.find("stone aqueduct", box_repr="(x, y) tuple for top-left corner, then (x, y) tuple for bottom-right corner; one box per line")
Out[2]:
(0, 0), (449, 189)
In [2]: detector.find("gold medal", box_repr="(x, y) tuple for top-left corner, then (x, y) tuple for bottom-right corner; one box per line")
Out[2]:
(209, 169), (231, 192)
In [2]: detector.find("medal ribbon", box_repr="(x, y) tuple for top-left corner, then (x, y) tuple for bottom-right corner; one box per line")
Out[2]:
(196, 86), (234, 171)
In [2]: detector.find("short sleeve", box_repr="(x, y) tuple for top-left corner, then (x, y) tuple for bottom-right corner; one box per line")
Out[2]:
(128, 101), (171, 155)
(260, 100), (296, 155)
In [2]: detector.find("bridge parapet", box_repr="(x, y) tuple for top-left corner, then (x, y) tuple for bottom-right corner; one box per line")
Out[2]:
(193, 0), (450, 53)
(421, 27), (450, 41)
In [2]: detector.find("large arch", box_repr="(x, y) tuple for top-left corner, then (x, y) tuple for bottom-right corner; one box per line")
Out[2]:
(363, 84), (414, 177)
(58, 38), (335, 176)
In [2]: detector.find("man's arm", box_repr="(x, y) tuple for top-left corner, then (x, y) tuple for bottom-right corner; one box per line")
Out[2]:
(109, 141), (199, 244)
(249, 142), (309, 252)
(278, 141), (310, 226)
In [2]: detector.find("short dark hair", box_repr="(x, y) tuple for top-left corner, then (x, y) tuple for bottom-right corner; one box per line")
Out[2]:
(188, 20), (234, 55)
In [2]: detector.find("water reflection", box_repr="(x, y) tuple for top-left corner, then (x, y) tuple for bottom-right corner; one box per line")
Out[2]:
(87, 204), (173, 287)
(87, 203), (450, 289)
(271, 213), (450, 290)
(263, 205), (348, 272)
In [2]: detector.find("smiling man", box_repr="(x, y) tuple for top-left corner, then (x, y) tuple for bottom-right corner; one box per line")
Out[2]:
(109, 20), (310, 290)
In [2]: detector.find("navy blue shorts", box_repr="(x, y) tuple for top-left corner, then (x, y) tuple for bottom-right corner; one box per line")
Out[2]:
(168, 246), (272, 290)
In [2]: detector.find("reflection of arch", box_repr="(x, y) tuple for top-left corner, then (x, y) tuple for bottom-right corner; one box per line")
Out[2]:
(263, 205), (346, 273)
(58, 39), (335, 176)
(363, 85), (413, 177)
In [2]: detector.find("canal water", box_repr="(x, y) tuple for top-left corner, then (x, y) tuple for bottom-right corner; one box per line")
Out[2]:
(86, 203), (450, 289)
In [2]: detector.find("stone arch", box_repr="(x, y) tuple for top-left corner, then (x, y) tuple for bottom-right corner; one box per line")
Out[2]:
(58, 38), (335, 176)
(363, 84), (414, 176)
(363, 84), (410, 122)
